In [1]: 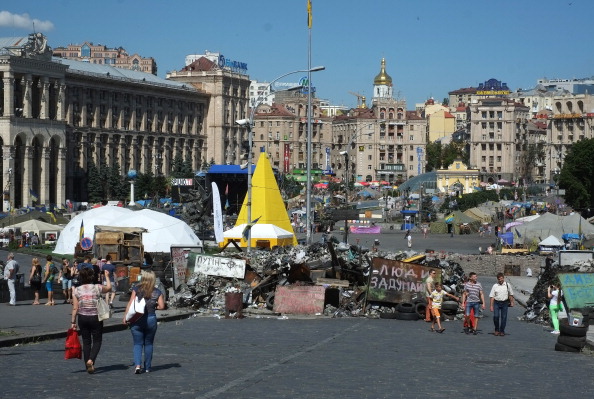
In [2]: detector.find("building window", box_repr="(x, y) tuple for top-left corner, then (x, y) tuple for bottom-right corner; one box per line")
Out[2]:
(409, 135), (414, 140)
(368, 155), (372, 160)
(409, 156), (413, 161)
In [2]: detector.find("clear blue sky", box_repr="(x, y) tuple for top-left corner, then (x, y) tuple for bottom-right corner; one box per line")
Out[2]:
(1, 0), (593, 108)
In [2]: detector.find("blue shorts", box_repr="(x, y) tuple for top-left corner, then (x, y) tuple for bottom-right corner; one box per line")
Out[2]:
(465, 301), (480, 316)
(62, 278), (72, 290)
(46, 281), (54, 292)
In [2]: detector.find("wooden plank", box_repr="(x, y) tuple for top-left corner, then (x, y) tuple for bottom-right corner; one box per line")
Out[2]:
(273, 285), (325, 314)
(315, 278), (350, 287)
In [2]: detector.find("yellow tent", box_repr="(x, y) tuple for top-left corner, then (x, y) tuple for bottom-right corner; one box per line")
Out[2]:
(221, 152), (297, 248)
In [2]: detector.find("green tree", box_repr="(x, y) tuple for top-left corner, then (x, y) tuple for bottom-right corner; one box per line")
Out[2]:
(109, 161), (128, 200)
(521, 143), (546, 184)
(442, 98), (449, 106)
(559, 138), (594, 210)
(135, 172), (154, 200)
(425, 142), (442, 171)
(87, 161), (103, 202)
(442, 142), (468, 167)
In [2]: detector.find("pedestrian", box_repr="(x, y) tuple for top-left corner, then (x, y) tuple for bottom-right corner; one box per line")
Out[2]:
(407, 232), (412, 248)
(489, 273), (515, 336)
(42, 255), (58, 306)
(462, 272), (485, 335)
(29, 257), (43, 305)
(71, 267), (112, 374)
(59, 258), (73, 304)
(101, 255), (116, 308)
(429, 282), (459, 333)
(547, 283), (563, 335)
(123, 270), (165, 374)
(487, 224), (492, 236)
(422, 225), (428, 238)
(478, 225), (484, 237)
(424, 269), (437, 322)
(4, 252), (20, 306)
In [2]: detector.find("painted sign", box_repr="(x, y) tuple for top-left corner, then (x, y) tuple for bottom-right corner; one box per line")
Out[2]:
(171, 178), (194, 186)
(558, 273), (594, 310)
(273, 285), (325, 314)
(194, 254), (246, 279)
(368, 258), (441, 303)
(171, 246), (203, 289)
(284, 143), (290, 173)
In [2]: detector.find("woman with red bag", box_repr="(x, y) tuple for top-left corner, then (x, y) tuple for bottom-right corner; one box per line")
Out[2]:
(71, 267), (111, 374)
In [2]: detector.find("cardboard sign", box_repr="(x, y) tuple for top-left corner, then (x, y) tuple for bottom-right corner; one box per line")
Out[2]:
(170, 246), (203, 289)
(273, 285), (326, 314)
(558, 273), (594, 310)
(194, 254), (246, 279)
(368, 257), (440, 303)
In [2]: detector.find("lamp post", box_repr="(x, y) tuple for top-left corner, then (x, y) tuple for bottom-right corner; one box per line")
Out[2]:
(236, 66), (324, 253)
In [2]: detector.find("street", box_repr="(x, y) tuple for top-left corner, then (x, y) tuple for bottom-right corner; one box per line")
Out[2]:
(1, 305), (593, 398)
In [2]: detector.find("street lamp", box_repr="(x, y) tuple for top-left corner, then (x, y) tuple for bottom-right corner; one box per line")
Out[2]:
(236, 66), (325, 253)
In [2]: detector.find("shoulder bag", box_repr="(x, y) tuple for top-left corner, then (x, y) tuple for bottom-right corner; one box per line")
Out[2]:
(96, 286), (112, 321)
(125, 291), (146, 324)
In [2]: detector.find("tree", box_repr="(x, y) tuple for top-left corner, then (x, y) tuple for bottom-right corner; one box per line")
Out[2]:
(87, 161), (103, 202)
(520, 143), (546, 184)
(559, 138), (594, 210)
(442, 98), (449, 106)
(425, 142), (442, 171)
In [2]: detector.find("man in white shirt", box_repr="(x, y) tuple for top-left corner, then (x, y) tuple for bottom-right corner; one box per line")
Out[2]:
(489, 272), (514, 336)
(3, 253), (20, 305)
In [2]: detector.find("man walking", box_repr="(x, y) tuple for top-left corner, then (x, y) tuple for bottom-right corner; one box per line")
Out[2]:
(424, 270), (437, 322)
(4, 253), (20, 306)
(489, 273), (514, 336)
(462, 272), (485, 335)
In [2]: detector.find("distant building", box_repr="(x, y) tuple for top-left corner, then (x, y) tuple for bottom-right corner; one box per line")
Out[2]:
(436, 160), (480, 195)
(53, 41), (157, 75)
(448, 78), (511, 107)
(536, 77), (594, 95)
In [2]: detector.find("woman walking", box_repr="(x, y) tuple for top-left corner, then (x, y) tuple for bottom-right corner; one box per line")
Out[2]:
(42, 255), (57, 305)
(123, 271), (165, 374)
(28, 257), (43, 305)
(71, 267), (111, 373)
(548, 283), (563, 334)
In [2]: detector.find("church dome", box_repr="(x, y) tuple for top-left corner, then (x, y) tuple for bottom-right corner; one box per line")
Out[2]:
(374, 58), (392, 86)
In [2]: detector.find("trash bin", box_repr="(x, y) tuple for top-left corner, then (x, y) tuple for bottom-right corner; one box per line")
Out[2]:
(225, 292), (243, 318)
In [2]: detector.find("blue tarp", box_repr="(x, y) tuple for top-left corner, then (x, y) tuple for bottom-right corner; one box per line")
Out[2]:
(208, 164), (255, 174)
(500, 232), (514, 245)
(562, 233), (583, 241)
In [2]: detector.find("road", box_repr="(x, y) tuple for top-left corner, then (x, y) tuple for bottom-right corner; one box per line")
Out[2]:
(1, 303), (593, 398)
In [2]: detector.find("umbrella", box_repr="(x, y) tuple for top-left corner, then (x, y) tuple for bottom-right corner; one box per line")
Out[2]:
(369, 181), (380, 187)
(504, 221), (523, 231)
(354, 182), (364, 187)
(360, 181), (371, 186)
(380, 180), (390, 186)
(313, 183), (328, 189)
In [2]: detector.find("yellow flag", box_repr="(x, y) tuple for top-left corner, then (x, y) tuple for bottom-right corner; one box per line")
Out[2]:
(307, 0), (312, 28)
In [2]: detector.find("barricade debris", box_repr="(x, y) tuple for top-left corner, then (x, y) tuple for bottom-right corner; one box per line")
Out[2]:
(521, 258), (594, 325)
(167, 237), (467, 318)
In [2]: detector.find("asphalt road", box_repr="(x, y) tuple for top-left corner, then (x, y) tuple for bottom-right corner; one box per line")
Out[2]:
(1, 305), (593, 398)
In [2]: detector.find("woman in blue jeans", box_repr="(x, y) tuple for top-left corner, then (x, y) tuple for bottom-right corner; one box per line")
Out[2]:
(123, 270), (165, 374)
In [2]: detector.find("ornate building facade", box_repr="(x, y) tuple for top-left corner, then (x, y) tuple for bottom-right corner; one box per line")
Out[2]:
(0, 33), (208, 210)
(53, 41), (157, 75)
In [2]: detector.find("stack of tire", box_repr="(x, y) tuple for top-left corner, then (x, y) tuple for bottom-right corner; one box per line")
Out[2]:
(440, 300), (460, 321)
(379, 301), (422, 320)
(555, 310), (591, 353)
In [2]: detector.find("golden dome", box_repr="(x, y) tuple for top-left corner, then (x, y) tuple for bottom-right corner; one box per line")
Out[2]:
(374, 58), (392, 86)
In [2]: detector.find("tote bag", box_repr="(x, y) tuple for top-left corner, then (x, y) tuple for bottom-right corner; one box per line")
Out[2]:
(95, 286), (111, 321)
(125, 295), (146, 324)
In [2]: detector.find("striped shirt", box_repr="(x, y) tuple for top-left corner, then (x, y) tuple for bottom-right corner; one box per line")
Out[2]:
(464, 281), (483, 303)
(74, 284), (102, 316)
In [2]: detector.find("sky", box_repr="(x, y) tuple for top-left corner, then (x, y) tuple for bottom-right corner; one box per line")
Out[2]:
(1, 0), (593, 108)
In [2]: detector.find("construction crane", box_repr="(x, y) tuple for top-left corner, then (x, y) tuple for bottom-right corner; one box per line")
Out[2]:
(348, 91), (366, 108)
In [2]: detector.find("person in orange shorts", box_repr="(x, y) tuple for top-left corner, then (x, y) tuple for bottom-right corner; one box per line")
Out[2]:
(429, 282), (459, 333)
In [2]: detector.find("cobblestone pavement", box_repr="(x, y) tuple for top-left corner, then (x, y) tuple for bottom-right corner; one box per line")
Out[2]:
(2, 305), (594, 398)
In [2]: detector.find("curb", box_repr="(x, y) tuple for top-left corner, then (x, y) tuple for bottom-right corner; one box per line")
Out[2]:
(0, 311), (197, 348)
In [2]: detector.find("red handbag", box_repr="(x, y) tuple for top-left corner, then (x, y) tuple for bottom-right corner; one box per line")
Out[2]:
(65, 328), (82, 360)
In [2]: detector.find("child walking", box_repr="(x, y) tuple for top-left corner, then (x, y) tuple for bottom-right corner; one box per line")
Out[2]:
(429, 283), (459, 333)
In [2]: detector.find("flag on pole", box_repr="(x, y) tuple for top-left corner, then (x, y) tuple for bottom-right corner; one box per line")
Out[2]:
(242, 216), (262, 242)
(79, 220), (85, 241)
(29, 188), (38, 203)
(307, 0), (312, 28)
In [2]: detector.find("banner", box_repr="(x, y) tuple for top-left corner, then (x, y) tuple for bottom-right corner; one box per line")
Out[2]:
(211, 182), (223, 243)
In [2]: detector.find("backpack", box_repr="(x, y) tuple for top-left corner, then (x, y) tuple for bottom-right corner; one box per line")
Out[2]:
(50, 263), (58, 275)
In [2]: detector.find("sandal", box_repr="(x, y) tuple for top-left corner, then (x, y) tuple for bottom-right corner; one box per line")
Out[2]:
(437, 328), (445, 333)
(32, 302), (40, 305)
(429, 328), (435, 332)
(86, 361), (95, 374)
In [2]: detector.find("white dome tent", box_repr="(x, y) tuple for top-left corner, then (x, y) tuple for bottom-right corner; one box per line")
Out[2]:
(54, 207), (200, 254)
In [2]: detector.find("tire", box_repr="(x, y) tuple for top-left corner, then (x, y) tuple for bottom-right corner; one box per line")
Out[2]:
(265, 293), (275, 310)
(415, 303), (427, 319)
(442, 301), (459, 312)
(396, 311), (420, 321)
(397, 302), (415, 313)
(559, 319), (589, 337)
(554, 342), (581, 353)
(380, 312), (399, 319)
(557, 334), (586, 349)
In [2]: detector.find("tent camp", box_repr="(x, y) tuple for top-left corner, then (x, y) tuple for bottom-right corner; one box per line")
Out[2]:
(54, 206), (200, 254)
(4, 219), (64, 241)
(515, 212), (594, 245)
(463, 207), (492, 223)
(538, 235), (564, 254)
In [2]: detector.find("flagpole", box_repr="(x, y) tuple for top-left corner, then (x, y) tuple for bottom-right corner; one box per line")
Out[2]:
(305, 0), (313, 245)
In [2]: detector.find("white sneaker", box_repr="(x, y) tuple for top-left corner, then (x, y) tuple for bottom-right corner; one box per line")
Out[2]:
(551, 330), (560, 334)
